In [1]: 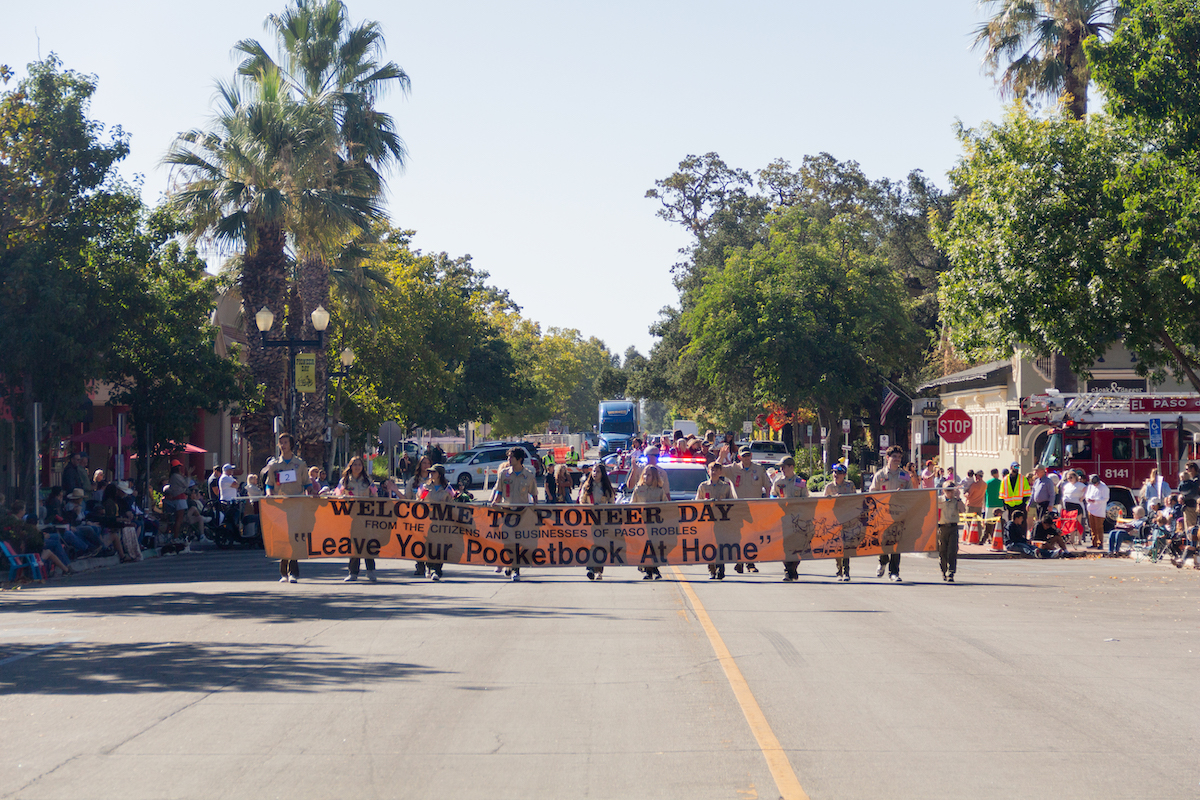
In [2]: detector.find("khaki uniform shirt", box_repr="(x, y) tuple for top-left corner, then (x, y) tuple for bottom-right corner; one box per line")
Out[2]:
(265, 456), (311, 497)
(631, 484), (669, 504)
(695, 478), (734, 501)
(771, 473), (809, 498)
(824, 478), (857, 497)
(869, 466), (912, 493)
(937, 495), (967, 525)
(494, 465), (537, 504)
(730, 462), (769, 498)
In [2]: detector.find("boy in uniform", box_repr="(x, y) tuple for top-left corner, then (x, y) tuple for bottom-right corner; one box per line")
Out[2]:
(265, 433), (311, 583)
(771, 457), (808, 582)
(824, 464), (858, 580)
(869, 445), (912, 582)
(696, 461), (734, 580)
(492, 447), (537, 581)
(937, 480), (966, 582)
(730, 447), (768, 573)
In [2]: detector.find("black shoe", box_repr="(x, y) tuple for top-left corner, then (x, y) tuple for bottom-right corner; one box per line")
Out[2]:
(734, 563), (744, 574)
(716, 566), (725, 580)
(414, 563), (425, 577)
(653, 571), (662, 580)
(782, 575), (796, 582)
(642, 572), (653, 580)
(947, 574), (955, 583)
(747, 564), (758, 573)
(586, 569), (595, 580)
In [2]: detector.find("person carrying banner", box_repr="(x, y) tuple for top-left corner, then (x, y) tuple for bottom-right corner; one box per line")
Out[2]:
(580, 463), (615, 580)
(492, 447), (537, 581)
(730, 447), (768, 574)
(631, 462), (670, 579)
(338, 456), (378, 582)
(695, 461), (734, 580)
(771, 457), (808, 582)
(265, 433), (312, 583)
(824, 463), (858, 580)
(870, 445), (912, 582)
(422, 465), (456, 581)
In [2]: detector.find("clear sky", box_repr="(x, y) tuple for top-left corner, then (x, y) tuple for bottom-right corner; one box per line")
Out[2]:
(2, 0), (1006, 358)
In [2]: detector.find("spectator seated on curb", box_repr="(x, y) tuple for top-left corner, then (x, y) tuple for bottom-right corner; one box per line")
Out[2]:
(1108, 507), (1147, 556)
(1032, 511), (1070, 554)
(60, 488), (107, 557)
(1167, 522), (1200, 570)
(0, 500), (71, 577)
(1005, 510), (1066, 558)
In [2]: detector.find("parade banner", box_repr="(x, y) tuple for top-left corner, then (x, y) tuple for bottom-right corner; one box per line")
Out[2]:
(261, 490), (938, 568)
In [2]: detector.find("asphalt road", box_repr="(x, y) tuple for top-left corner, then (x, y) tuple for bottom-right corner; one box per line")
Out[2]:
(2, 551), (1199, 800)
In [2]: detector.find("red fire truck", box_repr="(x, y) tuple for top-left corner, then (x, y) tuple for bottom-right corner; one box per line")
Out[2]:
(1020, 392), (1200, 517)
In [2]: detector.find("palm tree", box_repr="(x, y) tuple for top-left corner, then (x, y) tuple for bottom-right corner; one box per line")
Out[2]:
(972, 0), (1124, 118)
(234, 0), (409, 468)
(164, 67), (382, 463)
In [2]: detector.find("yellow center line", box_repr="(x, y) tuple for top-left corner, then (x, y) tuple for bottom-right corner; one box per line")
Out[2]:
(670, 566), (809, 800)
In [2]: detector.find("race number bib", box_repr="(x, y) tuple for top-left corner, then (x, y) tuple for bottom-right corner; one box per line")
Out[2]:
(277, 469), (298, 485)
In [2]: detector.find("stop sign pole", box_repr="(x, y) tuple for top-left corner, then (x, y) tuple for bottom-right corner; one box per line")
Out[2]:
(937, 409), (973, 478)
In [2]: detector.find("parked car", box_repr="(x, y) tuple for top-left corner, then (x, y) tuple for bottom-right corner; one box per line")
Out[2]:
(467, 441), (544, 477)
(440, 448), (510, 490)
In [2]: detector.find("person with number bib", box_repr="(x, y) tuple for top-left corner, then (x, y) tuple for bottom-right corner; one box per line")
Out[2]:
(265, 433), (311, 583)
(771, 457), (808, 582)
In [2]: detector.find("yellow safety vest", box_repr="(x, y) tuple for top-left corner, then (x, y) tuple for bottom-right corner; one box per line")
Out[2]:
(998, 473), (1031, 506)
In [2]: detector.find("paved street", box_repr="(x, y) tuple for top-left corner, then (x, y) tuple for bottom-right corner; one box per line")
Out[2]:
(3, 551), (1199, 799)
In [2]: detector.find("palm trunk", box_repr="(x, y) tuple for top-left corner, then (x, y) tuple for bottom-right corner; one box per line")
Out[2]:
(239, 225), (289, 470)
(295, 255), (330, 471)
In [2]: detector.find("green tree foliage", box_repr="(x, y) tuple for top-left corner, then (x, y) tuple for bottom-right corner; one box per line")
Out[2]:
(933, 103), (1200, 393)
(972, 0), (1124, 118)
(329, 231), (527, 445)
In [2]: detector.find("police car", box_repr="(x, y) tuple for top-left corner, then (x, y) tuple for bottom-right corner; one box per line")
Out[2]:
(618, 455), (711, 501)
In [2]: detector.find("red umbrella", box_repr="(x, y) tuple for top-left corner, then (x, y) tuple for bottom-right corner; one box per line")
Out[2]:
(69, 425), (134, 447)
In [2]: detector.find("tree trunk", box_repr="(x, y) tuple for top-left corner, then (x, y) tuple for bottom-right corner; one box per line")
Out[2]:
(239, 225), (289, 471)
(295, 255), (330, 472)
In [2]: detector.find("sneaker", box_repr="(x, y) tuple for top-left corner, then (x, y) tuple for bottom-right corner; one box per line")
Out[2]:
(708, 571), (717, 580)
(653, 572), (662, 580)
(511, 572), (521, 582)
(783, 575), (796, 582)
(279, 576), (289, 583)
(747, 564), (758, 573)
(716, 566), (725, 580)
(504, 568), (512, 577)
(431, 572), (441, 582)
(876, 564), (886, 578)
(586, 569), (595, 580)
(947, 574), (955, 583)
(643, 572), (653, 580)
(842, 575), (851, 582)
(891, 574), (901, 583)
(344, 574), (358, 582)
(288, 575), (298, 583)
(734, 563), (744, 574)
(366, 571), (377, 583)
(596, 573), (603, 580)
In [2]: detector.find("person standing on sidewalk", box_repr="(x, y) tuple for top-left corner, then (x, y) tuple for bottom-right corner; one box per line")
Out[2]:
(1028, 466), (1055, 521)
(999, 462), (1032, 521)
(824, 464), (858, 581)
(492, 447), (537, 581)
(870, 445), (912, 582)
(265, 433), (311, 583)
(984, 468), (1003, 519)
(771, 457), (808, 582)
(937, 480), (966, 582)
(1084, 474), (1110, 549)
(964, 470), (986, 516)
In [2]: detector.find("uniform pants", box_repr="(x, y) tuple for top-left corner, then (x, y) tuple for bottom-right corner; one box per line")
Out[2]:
(279, 559), (299, 578)
(1088, 514), (1106, 548)
(783, 560), (799, 578)
(835, 557), (850, 577)
(348, 558), (375, 575)
(937, 523), (958, 576)
(878, 553), (900, 576)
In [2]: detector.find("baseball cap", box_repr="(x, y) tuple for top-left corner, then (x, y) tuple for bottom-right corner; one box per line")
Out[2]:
(738, 446), (752, 456)
(222, 463), (236, 471)
(1010, 461), (1020, 469)
(645, 446), (660, 457)
(831, 464), (847, 473)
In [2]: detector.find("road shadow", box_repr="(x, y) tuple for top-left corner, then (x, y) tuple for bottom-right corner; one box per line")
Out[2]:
(0, 640), (449, 695)
(0, 590), (623, 624)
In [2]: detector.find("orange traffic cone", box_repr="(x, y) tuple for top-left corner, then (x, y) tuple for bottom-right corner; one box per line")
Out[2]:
(991, 525), (1004, 551)
(968, 519), (982, 545)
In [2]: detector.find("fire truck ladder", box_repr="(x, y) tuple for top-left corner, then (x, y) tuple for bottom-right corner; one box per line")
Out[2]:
(1020, 391), (1200, 427)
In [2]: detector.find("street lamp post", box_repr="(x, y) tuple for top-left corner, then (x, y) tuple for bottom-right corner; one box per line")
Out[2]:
(255, 305), (330, 442)
(325, 346), (355, 474)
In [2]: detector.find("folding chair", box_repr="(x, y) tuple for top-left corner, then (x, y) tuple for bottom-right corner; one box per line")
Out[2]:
(1056, 509), (1083, 546)
(0, 540), (45, 582)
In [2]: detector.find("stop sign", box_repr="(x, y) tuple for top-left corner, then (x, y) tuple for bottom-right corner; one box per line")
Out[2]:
(937, 409), (973, 444)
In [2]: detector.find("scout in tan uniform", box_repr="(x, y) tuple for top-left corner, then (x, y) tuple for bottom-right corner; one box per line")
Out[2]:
(491, 447), (537, 581)
(937, 480), (966, 582)
(771, 457), (808, 582)
(265, 433), (311, 583)
(696, 462), (734, 580)
(869, 444), (913, 582)
(824, 463), (858, 580)
(730, 447), (768, 573)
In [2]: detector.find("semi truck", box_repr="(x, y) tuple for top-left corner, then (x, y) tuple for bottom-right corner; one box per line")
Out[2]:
(598, 400), (639, 456)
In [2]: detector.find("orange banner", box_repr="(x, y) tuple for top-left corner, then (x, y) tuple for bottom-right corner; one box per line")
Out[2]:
(261, 490), (938, 568)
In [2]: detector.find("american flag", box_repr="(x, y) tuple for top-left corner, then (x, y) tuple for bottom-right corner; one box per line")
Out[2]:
(881, 388), (899, 421)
